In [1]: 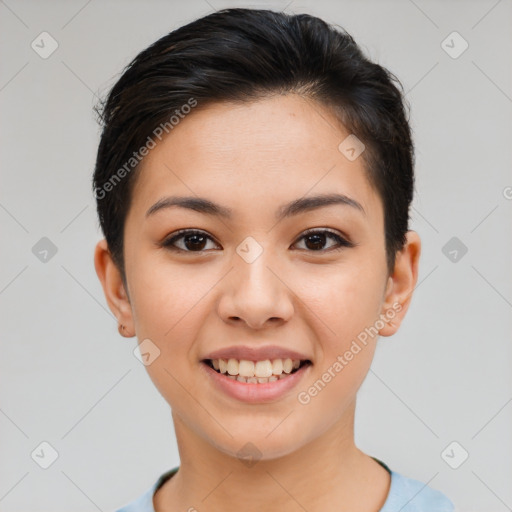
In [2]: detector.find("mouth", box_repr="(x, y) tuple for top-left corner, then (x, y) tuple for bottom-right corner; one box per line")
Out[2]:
(200, 356), (313, 403)
(201, 357), (312, 384)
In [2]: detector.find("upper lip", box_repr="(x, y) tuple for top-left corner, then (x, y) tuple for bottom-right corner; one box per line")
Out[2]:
(202, 345), (312, 362)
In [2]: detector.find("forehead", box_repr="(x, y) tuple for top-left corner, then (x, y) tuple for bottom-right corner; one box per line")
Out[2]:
(128, 94), (382, 226)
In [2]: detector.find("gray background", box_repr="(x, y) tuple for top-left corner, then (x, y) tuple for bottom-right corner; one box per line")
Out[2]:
(1, 0), (511, 511)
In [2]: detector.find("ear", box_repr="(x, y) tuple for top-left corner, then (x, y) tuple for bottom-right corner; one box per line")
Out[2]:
(94, 239), (135, 337)
(378, 230), (421, 337)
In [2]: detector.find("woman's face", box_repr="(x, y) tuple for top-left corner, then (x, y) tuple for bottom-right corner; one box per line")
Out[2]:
(96, 94), (419, 461)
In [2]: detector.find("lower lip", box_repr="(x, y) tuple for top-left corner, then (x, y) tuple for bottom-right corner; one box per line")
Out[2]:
(200, 361), (312, 403)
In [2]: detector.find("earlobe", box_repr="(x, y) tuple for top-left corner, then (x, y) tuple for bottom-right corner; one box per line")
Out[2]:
(94, 239), (135, 337)
(378, 230), (421, 337)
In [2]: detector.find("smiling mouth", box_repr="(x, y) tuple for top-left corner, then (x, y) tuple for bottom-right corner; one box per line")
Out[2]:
(202, 358), (312, 384)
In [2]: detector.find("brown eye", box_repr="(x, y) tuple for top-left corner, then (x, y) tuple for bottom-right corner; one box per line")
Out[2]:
(293, 229), (354, 252)
(162, 228), (353, 254)
(162, 230), (219, 252)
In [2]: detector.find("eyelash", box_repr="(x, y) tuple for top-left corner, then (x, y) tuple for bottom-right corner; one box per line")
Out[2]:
(161, 228), (354, 254)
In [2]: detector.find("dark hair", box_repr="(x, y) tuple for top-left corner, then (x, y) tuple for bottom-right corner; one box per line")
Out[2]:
(93, 8), (414, 279)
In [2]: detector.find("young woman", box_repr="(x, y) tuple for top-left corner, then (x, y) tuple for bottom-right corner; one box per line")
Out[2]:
(93, 8), (455, 512)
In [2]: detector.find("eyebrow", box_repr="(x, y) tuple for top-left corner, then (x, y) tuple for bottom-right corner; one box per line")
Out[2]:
(145, 193), (365, 220)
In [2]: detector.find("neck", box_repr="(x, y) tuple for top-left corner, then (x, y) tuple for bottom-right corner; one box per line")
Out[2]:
(154, 402), (391, 512)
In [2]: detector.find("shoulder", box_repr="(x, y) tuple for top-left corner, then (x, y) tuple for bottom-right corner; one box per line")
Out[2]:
(380, 470), (455, 512)
(113, 467), (178, 512)
(113, 484), (156, 512)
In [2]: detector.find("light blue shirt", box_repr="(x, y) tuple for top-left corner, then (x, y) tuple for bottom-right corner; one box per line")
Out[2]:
(115, 461), (455, 512)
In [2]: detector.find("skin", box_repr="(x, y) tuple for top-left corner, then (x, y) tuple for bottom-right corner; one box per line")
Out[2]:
(95, 93), (421, 512)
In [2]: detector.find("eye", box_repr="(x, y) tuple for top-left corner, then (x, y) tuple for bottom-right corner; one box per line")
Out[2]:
(161, 228), (354, 254)
(161, 229), (220, 252)
(292, 229), (354, 252)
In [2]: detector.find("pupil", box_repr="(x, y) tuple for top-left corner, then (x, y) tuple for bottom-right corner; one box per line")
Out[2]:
(305, 233), (325, 250)
(185, 234), (206, 250)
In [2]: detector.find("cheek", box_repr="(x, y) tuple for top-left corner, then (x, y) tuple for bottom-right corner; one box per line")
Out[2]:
(127, 259), (221, 394)
(297, 261), (385, 346)
(128, 255), (212, 339)
(128, 266), (206, 405)
(293, 269), (383, 422)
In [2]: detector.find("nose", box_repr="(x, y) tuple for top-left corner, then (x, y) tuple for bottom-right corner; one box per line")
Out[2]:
(217, 249), (294, 330)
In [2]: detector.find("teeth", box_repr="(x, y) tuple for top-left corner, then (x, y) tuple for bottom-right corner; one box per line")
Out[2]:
(238, 360), (255, 377)
(227, 358), (239, 376)
(283, 358), (293, 373)
(235, 375), (280, 384)
(254, 360), (273, 378)
(226, 373), (286, 384)
(272, 359), (283, 374)
(210, 357), (306, 379)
